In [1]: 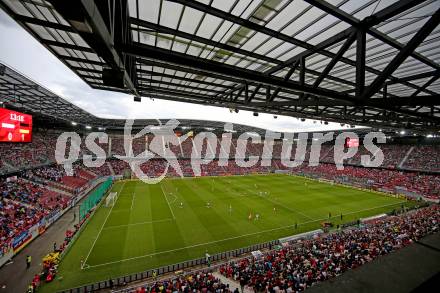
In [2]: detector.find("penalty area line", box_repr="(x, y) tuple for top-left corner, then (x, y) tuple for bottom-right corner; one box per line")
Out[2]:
(161, 184), (176, 219)
(131, 192), (135, 210)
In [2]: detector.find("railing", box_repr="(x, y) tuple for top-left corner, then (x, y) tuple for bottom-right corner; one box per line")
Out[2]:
(59, 239), (279, 293)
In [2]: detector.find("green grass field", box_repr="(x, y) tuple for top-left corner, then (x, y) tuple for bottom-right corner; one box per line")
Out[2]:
(44, 174), (415, 291)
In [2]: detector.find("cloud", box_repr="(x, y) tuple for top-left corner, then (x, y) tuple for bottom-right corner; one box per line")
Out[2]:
(0, 9), (360, 133)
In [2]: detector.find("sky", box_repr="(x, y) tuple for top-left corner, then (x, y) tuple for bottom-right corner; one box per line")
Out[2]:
(0, 9), (360, 133)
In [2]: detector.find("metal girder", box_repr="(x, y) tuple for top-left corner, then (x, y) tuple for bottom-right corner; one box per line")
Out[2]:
(363, 0), (429, 27)
(256, 95), (440, 107)
(131, 17), (366, 99)
(137, 70), (235, 90)
(233, 85), (246, 102)
(388, 70), (440, 84)
(410, 76), (440, 97)
(123, 42), (353, 102)
(14, 14), (75, 32)
(356, 30), (366, 98)
(48, 0), (139, 96)
(169, 0), (436, 99)
(265, 29), (354, 75)
(314, 32), (356, 88)
(167, 0), (321, 53)
(112, 42), (440, 122)
(139, 91), (433, 130)
(130, 17), (279, 67)
(43, 40), (95, 53)
(136, 59), (244, 85)
(362, 8), (440, 99)
(139, 79), (225, 96)
(246, 84), (262, 104)
(305, 0), (438, 71)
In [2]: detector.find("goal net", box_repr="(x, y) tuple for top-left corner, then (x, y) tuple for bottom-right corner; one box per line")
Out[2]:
(105, 192), (118, 207)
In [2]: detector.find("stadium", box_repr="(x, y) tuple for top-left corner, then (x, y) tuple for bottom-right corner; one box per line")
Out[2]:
(0, 0), (439, 293)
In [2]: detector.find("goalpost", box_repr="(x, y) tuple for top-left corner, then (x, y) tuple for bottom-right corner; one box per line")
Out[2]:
(105, 192), (118, 207)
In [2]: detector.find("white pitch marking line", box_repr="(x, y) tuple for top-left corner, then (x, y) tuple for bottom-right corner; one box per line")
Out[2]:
(231, 179), (314, 221)
(161, 183), (176, 219)
(131, 192), (135, 210)
(168, 192), (178, 204)
(84, 201), (406, 269)
(261, 195), (314, 221)
(103, 218), (173, 230)
(81, 182), (126, 269)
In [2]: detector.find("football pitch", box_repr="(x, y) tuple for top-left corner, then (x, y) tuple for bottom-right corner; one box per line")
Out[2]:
(45, 174), (415, 291)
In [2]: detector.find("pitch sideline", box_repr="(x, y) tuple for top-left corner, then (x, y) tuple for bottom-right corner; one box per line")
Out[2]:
(81, 181), (126, 269)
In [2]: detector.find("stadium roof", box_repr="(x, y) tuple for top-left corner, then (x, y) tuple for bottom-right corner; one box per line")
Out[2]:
(0, 61), (277, 134)
(0, 0), (439, 131)
(0, 61), (97, 124)
(0, 62), (428, 138)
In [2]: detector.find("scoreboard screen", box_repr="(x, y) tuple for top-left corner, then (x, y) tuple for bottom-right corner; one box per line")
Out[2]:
(0, 108), (32, 142)
(345, 137), (359, 148)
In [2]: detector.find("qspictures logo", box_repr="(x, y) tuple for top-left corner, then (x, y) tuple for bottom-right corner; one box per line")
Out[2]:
(55, 119), (386, 184)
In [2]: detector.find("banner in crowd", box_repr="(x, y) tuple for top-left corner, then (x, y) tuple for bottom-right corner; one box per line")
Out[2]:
(12, 224), (39, 253)
(6, 175), (17, 182)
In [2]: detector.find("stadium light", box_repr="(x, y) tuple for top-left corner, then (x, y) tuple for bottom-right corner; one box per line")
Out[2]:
(426, 134), (434, 138)
(205, 127), (214, 131)
(98, 127), (105, 131)
(85, 125), (92, 129)
(400, 130), (405, 135)
(71, 121), (77, 126)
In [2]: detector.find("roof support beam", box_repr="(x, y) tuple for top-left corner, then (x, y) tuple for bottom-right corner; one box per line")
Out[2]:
(304, 0), (438, 70)
(49, 0), (139, 96)
(362, 8), (440, 99)
(269, 62), (298, 102)
(130, 17), (280, 67)
(246, 84), (262, 104)
(410, 75), (440, 97)
(124, 42), (440, 122)
(388, 70), (440, 84)
(124, 42), (352, 101)
(137, 70), (235, 89)
(356, 29), (366, 98)
(314, 32), (356, 88)
(14, 14), (75, 32)
(257, 95), (440, 107)
(168, 0), (438, 98)
(265, 29), (353, 75)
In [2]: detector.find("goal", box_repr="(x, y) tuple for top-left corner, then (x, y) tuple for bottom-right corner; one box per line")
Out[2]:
(105, 192), (118, 207)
